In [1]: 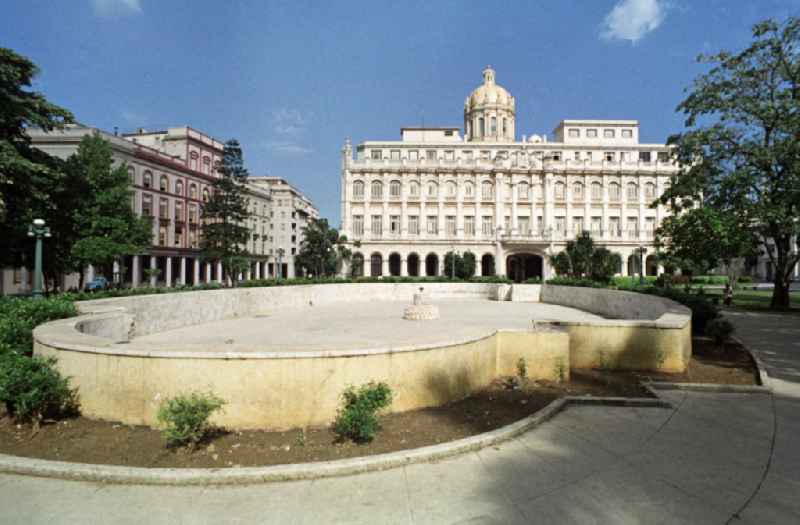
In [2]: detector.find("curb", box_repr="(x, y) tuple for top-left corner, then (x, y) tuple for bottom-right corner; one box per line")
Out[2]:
(0, 395), (668, 486)
(645, 382), (771, 394)
(731, 334), (772, 389)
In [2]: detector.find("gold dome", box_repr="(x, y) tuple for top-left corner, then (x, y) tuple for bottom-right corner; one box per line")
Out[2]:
(464, 66), (515, 111)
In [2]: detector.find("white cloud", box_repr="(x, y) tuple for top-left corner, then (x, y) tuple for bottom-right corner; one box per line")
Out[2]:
(601, 0), (667, 44)
(265, 108), (312, 154)
(265, 141), (313, 155)
(90, 0), (142, 18)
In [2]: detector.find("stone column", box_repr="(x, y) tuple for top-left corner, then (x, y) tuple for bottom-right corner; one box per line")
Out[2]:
(382, 255), (390, 276)
(544, 173), (554, 232)
(86, 265), (95, 284)
(179, 257), (187, 286)
(400, 257), (408, 277)
(132, 255), (141, 287)
(193, 259), (200, 286)
(511, 178), (518, 234)
(456, 174), (464, 239)
(205, 263), (212, 284)
(565, 176), (573, 238)
(602, 174), (610, 240)
(165, 256), (172, 287)
(255, 261), (261, 279)
(494, 173), (504, 236)
(621, 254), (628, 277)
(216, 261), (223, 283)
(149, 256), (157, 287)
(475, 256), (483, 277)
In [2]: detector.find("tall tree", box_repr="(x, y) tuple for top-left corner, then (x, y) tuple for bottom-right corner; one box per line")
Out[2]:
(549, 232), (621, 283)
(0, 47), (74, 279)
(68, 133), (151, 286)
(664, 18), (800, 309)
(200, 140), (251, 284)
(295, 218), (350, 277)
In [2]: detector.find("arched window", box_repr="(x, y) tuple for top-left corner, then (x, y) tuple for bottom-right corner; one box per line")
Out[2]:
(175, 180), (184, 196)
(554, 182), (566, 200)
(189, 151), (198, 171)
(390, 180), (401, 198)
(370, 180), (383, 199)
(644, 182), (656, 200)
(427, 182), (438, 198)
(160, 175), (168, 192)
(627, 182), (639, 201)
(189, 183), (197, 199)
(591, 182), (602, 201)
(202, 188), (210, 202)
(143, 171), (152, 188)
(353, 180), (364, 199)
(464, 182), (475, 198)
(127, 166), (135, 185)
(518, 181), (530, 200)
(446, 181), (457, 198)
(479, 118), (485, 137)
(481, 181), (494, 200)
(609, 182), (621, 201)
(409, 181), (420, 197)
(572, 182), (584, 200)
(370, 253), (383, 277)
(202, 156), (210, 174)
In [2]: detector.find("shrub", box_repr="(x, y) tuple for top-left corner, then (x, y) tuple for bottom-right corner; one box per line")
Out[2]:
(705, 318), (734, 345)
(545, 277), (606, 288)
(516, 357), (527, 379)
(332, 381), (393, 443)
(523, 277), (542, 284)
(646, 288), (720, 334)
(157, 391), (226, 448)
(0, 297), (77, 356)
(0, 353), (79, 424)
(737, 276), (753, 283)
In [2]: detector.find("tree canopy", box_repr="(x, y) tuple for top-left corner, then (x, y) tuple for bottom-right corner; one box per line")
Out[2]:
(662, 18), (800, 309)
(549, 232), (622, 283)
(200, 140), (252, 284)
(295, 218), (350, 277)
(68, 133), (151, 284)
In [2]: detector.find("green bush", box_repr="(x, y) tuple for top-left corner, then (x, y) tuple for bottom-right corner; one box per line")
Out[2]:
(332, 381), (393, 443)
(0, 297), (77, 355)
(523, 277), (542, 284)
(0, 353), (79, 423)
(705, 318), (734, 345)
(157, 391), (226, 448)
(646, 288), (720, 334)
(737, 276), (753, 283)
(690, 275), (728, 285)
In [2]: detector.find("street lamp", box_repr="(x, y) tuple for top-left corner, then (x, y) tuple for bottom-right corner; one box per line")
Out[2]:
(27, 218), (51, 300)
(276, 248), (285, 281)
(638, 245), (648, 286)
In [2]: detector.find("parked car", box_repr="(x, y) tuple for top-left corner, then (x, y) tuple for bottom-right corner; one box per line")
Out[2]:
(85, 276), (109, 291)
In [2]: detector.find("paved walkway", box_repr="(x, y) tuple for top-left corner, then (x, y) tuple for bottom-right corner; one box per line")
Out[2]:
(1, 313), (799, 524)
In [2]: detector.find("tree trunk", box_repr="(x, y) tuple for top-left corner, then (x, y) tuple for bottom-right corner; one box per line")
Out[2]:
(771, 276), (791, 310)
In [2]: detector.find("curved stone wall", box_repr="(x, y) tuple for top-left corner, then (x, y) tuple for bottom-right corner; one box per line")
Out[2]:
(33, 283), (690, 430)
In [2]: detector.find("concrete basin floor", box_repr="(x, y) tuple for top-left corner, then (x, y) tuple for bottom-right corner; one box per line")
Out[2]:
(131, 300), (602, 353)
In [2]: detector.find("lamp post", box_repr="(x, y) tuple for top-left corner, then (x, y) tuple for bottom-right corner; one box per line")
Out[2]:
(276, 248), (285, 281)
(639, 245), (647, 286)
(27, 219), (51, 300)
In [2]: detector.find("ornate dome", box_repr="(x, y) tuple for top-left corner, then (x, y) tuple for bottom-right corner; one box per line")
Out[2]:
(464, 66), (514, 111)
(463, 66), (516, 142)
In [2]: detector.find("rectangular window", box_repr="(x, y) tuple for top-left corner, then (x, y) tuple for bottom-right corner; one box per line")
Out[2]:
(586, 151), (593, 161)
(446, 215), (456, 236)
(371, 215), (382, 235)
(371, 150), (382, 160)
(444, 150), (454, 161)
(591, 216), (602, 233)
(627, 217), (638, 238)
(657, 151), (669, 162)
(504, 216), (511, 232)
(645, 217), (656, 235)
(622, 129), (633, 138)
(464, 215), (475, 235)
(390, 150), (400, 160)
(426, 150), (437, 160)
(605, 152), (615, 162)
(573, 216), (584, 234)
(408, 215), (419, 235)
(463, 150), (473, 161)
(518, 217), (530, 235)
(352, 215), (364, 236)
(586, 129), (598, 138)
(409, 150), (419, 161)
(555, 216), (566, 234)
(639, 151), (651, 162)
(604, 129), (615, 138)
(174, 226), (183, 246)
(568, 128), (580, 138)
(574, 151), (580, 160)
(159, 226), (167, 246)
(159, 198), (169, 219)
(482, 216), (493, 235)
(426, 215), (438, 235)
(390, 215), (400, 234)
(609, 217), (620, 237)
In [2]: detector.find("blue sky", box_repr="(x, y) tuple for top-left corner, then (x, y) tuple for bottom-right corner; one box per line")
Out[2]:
(3, 0), (800, 222)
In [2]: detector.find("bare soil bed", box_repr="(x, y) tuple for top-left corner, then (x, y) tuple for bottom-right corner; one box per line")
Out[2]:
(0, 337), (756, 468)
(642, 336), (759, 386)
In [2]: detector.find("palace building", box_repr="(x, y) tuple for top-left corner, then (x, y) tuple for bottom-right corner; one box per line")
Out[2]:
(339, 66), (680, 281)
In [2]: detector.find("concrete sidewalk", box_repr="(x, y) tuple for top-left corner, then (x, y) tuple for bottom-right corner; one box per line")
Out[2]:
(2, 312), (798, 524)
